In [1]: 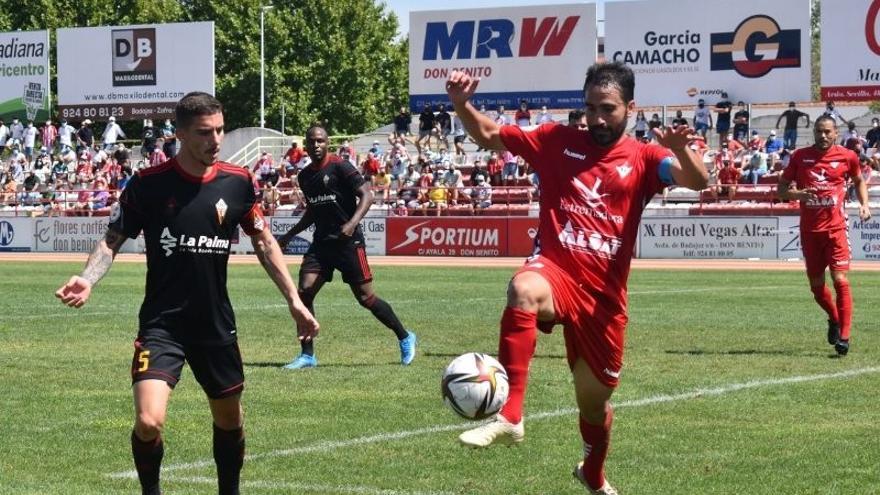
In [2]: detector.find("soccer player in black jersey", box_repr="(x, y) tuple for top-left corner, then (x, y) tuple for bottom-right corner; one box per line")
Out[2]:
(278, 125), (416, 369)
(55, 92), (319, 495)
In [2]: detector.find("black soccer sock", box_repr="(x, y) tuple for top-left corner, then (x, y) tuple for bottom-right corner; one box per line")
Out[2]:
(213, 424), (244, 495)
(131, 430), (163, 495)
(361, 294), (408, 339)
(298, 290), (316, 356)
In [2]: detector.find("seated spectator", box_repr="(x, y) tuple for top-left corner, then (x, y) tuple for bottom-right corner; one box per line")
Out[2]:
(372, 167), (392, 204)
(764, 130), (784, 154)
(423, 178), (448, 216)
(149, 146), (168, 168)
(91, 177), (111, 211)
(361, 151), (381, 180)
(747, 129), (763, 150)
(2, 176), (18, 204)
(742, 146), (768, 185)
(253, 152), (279, 186)
(486, 150), (503, 186)
(337, 140), (354, 162)
(283, 141), (305, 176)
(472, 179), (492, 210)
(715, 161), (741, 202)
(514, 100), (531, 127)
(442, 161), (465, 205)
(470, 158), (488, 186)
(501, 150), (518, 186)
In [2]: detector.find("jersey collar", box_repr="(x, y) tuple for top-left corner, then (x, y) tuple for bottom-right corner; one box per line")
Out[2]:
(172, 157), (219, 183)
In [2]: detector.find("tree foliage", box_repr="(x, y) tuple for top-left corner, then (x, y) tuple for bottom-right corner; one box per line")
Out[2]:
(0, 0), (408, 134)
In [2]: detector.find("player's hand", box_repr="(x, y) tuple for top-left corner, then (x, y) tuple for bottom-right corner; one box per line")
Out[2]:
(653, 125), (695, 151)
(860, 204), (872, 221)
(798, 188), (818, 201)
(290, 302), (319, 342)
(55, 275), (92, 308)
(277, 232), (293, 249)
(340, 222), (356, 238)
(446, 71), (480, 106)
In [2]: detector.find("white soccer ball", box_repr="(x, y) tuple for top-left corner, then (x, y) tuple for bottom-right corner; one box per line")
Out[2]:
(441, 352), (509, 420)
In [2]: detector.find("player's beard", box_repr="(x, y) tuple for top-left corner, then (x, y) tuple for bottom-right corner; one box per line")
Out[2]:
(590, 124), (625, 147)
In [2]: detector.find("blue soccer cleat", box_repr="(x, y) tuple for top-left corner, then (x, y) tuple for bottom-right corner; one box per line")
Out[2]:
(399, 331), (417, 365)
(282, 353), (317, 370)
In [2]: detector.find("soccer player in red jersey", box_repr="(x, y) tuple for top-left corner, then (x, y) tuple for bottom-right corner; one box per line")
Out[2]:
(778, 116), (872, 356)
(55, 92), (319, 495)
(446, 62), (708, 494)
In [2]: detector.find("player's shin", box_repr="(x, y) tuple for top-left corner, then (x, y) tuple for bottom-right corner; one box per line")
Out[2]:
(578, 406), (614, 491)
(213, 424), (244, 495)
(833, 278), (852, 340)
(131, 430), (163, 495)
(497, 306), (538, 425)
(810, 284), (839, 322)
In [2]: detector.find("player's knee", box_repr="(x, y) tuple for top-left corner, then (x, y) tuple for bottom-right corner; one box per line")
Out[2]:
(507, 274), (548, 309)
(357, 293), (376, 308)
(134, 412), (165, 439)
(578, 400), (610, 425)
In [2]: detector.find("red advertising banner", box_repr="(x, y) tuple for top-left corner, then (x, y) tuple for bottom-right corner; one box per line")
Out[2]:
(385, 217), (539, 256)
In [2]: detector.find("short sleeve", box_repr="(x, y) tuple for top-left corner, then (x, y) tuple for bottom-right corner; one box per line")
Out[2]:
(781, 151), (799, 182)
(108, 174), (145, 238)
(238, 172), (266, 236)
(339, 160), (366, 191)
(499, 124), (553, 173)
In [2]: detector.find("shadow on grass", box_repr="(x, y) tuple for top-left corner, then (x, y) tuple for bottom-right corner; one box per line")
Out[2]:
(664, 349), (806, 356)
(423, 351), (567, 359)
(245, 361), (402, 368)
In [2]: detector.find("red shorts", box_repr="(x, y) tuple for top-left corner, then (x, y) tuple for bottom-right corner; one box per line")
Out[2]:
(517, 256), (627, 388)
(801, 229), (851, 278)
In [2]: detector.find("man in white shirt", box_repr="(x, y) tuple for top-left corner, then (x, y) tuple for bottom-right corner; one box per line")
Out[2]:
(10, 118), (24, 143)
(57, 119), (76, 152)
(535, 106), (554, 125)
(0, 118), (9, 151)
(23, 121), (38, 163)
(693, 99), (713, 138)
(102, 116), (126, 150)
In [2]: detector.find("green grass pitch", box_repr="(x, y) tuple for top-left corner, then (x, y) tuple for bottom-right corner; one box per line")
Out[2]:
(1, 261), (878, 494)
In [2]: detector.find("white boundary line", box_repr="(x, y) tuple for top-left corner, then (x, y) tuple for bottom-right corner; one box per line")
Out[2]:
(108, 366), (880, 481)
(167, 476), (459, 495)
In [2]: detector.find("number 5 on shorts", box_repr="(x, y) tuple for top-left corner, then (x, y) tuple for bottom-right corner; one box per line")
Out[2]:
(137, 350), (150, 372)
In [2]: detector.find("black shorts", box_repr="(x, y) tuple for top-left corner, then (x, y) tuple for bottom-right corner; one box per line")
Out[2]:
(301, 238), (373, 285)
(131, 335), (244, 399)
(453, 135), (466, 144)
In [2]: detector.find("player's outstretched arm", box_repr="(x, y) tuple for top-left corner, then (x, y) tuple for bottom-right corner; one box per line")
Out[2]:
(445, 71), (506, 151)
(251, 228), (319, 341)
(652, 125), (709, 190)
(277, 207), (314, 249)
(55, 227), (127, 308)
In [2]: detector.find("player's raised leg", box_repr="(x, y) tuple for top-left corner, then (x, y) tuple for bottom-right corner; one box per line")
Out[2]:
(131, 380), (172, 495)
(571, 358), (618, 495)
(459, 271), (554, 447)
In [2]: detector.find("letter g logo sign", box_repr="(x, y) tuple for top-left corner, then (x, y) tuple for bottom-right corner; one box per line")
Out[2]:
(866, 0), (880, 55)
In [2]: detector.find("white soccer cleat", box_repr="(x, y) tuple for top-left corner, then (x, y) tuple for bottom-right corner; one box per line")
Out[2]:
(573, 461), (619, 495)
(458, 414), (524, 448)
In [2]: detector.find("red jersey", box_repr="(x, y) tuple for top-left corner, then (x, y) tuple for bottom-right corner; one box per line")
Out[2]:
(500, 123), (674, 315)
(718, 164), (740, 185)
(285, 147), (304, 164)
(782, 144), (859, 232)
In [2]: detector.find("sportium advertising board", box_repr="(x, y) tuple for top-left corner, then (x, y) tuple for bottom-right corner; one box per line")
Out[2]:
(56, 22), (214, 120)
(604, 0), (811, 105)
(409, 4), (597, 110)
(821, 0), (880, 101)
(0, 30), (50, 123)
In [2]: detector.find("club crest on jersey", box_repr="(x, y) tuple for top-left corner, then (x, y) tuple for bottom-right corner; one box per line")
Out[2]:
(830, 161), (840, 169)
(616, 162), (633, 178)
(215, 198), (228, 225)
(323, 174), (330, 185)
(809, 170), (828, 183)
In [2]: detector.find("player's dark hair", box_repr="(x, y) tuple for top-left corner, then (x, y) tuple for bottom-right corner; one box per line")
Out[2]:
(814, 115), (837, 129)
(583, 62), (635, 103)
(568, 109), (586, 122)
(175, 92), (223, 128)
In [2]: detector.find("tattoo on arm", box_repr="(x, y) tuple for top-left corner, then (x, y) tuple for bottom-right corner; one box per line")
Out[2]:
(80, 229), (125, 286)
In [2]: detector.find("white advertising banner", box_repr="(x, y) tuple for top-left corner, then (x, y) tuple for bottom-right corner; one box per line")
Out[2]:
(0, 30), (50, 123)
(821, 0), (880, 101)
(605, 0), (811, 105)
(270, 216), (386, 256)
(409, 4), (597, 110)
(639, 217), (779, 259)
(56, 22), (214, 120)
(33, 217), (142, 253)
(849, 216), (880, 260)
(0, 217), (34, 252)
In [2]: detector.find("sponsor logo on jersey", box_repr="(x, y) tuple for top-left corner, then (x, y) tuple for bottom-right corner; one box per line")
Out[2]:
(563, 148), (586, 160)
(159, 226), (231, 257)
(557, 220), (623, 259)
(306, 193), (337, 205)
(710, 15), (801, 78)
(252, 215), (265, 232)
(805, 196), (837, 208)
(616, 162), (633, 178)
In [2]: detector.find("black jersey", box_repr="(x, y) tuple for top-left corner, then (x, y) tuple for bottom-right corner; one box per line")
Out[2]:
(110, 159), (265, 345)
(297, 157), (366, 242)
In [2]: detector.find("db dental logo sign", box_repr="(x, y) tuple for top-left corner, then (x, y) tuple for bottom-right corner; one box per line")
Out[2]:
(0, 221), (13, 246)
(710, 15), (801, 78)
(112, 28), (156, 86)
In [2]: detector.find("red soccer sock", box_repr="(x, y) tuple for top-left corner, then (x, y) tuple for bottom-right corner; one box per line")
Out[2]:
(833, 279), (852, 340)
(497, 306), (537, 425)
(579, 407), (614, 491)
(810, 284), (839, 323)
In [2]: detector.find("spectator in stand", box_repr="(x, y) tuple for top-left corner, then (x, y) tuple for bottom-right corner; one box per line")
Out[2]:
(844, 130), (867, 154)
(417, 104), (435, 153)
(732, 101), (749, 143)
(41, 120), (57, 152)
(486, 150), (503, 186)
(424, 177), (448, 216)
(397, 162), (421, 208)
(866, 118), (880, 149)
(473, 178), (492, 210)
(716, 157), (741, 202)
(160, 119), (177, 158)
(102, 116), (126, 151)
(283, 141), (304, 177)
(369, 139), (384, 158)
(714, 92), (733, 146)
(764, 130), (785, 170)
(371, 166), (391, 204)
(631, 110), (648, 141)
(9, 118), (24, 147)
(23, 120), (38, 164)
(775, 101), (810, 150)
(501, 149), (518, 186)
(849, 154), (873, 201)
(442, 160), (465, 205)
(360, 151), (381, 180)
(515, 100), (531, 127)
(840, 122), (860, 146)
(141, 119), (158, 157)
(452, 112), (468, 160)
(822, 101), (850, 126)
(113, 143), (131, 169)
(724, 133), (744, 155)
(90, 176), (111, 212)
(0, 119), (8, 154)
(436, 104), (452, 150)
(747, 129), (764, 150)
(535, 105), (554, 125)
(394, 106), (411, 138)
(76, 119), (94, 151)
(57, 119), (75, 153)
(149, 142), (168, 167)
(693, 99), (713, 138)
(470, 157), (488, 187)
(389, 143), (410, 185)
(494, 105), (510, 126)
(743, 140), (768, 185)
(647, 112), (662, 141)
(671, 110), (688, 128)
(336, 140), (354, 162)
(51, 155), (68, 184)
(568, 109), (588, 130)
